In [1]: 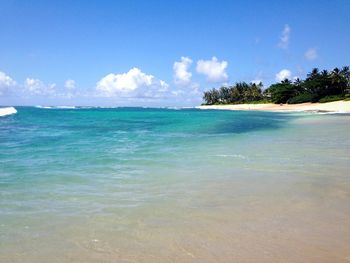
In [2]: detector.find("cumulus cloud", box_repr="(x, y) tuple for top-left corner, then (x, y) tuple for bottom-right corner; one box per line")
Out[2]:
(0, 71), (16, 95)
(64, 79), (76, 89)
(173, 56), (193, 85)
(275, 69), (292, 82)
(304, 48), (318, 61)
(25, 78), (56, 96)
(196, 57), (228, 82)
(96, 67), (169, 97)
(278, 24), (291, 49)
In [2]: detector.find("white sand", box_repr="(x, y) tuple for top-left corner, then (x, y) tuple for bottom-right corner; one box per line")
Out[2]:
(196, 100), (350, 113)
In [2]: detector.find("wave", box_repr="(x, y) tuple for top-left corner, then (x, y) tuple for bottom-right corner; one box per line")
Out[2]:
(56, 106), (76, 109)
(165, 106), (196, 110)
(35, 105), (53, 109)
(316, 111), (350, 115)
(0, 107), (17, 117)
(35, 105), (76, 109)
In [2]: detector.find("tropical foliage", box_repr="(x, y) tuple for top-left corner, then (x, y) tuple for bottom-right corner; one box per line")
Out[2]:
(203, 82), (264, 105)
(202, 66), (350, 105)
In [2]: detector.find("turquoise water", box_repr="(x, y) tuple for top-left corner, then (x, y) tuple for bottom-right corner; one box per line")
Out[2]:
(1, 107), (350, 262)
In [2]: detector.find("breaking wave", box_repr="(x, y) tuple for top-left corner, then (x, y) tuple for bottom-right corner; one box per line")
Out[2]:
(35, 105), (76, 109)
(0, 107), (17, 117)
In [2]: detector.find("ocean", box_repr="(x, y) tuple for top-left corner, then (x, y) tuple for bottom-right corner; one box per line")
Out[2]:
(1, 107), (350, 262)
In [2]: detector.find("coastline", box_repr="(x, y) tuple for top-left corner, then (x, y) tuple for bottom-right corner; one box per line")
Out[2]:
(196, 100), (350, 113)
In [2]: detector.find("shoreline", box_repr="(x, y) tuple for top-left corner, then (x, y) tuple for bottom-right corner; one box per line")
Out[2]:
(196, 100), (350, 113)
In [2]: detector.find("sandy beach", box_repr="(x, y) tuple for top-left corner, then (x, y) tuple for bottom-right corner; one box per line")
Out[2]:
(197, 100), (350, 113)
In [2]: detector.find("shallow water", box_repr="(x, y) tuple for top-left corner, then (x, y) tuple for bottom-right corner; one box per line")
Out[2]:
(1, 107), (350, 262)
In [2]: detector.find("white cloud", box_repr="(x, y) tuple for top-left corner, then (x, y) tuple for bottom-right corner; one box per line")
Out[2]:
(173, 56), (193, 85)
(0, 71), (16, 95)
(304, 48), (318, 61)
(196, 57), (228, 82)
(0, 71), (16, 87)
(278, 24), (291, 49)
(64, 79), (76, 89)
(96, 67), (169, 97)
(25, 78), (56, 95)
(275, 69), (292, 82)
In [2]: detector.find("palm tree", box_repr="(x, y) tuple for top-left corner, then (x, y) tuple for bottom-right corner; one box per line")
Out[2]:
(331, 67), (347, 95)
(229, 86), (241, 103)
(307, 68), (320, 79)
(293, 78), (302, 85)
(203, 88), (220, 105)
(331, 68), (341, 84)
(341, 66), (350, 80)
(254, 82), (263, 95)
(250, 83), (263, 101)
(293, 78), (305, 94)
(281, 79), (291, 84)
(340, 66), (350, 95)
(219, 86), (230, 103)
(321, 70), (329, 77)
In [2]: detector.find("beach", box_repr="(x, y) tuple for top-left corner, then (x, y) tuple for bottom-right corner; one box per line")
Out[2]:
(2, 0), (350, 261)
(1, 107), (350, 262)
(197, 100), (350, 113)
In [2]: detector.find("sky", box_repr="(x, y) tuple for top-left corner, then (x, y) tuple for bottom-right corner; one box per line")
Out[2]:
(0, 0), (350, 107)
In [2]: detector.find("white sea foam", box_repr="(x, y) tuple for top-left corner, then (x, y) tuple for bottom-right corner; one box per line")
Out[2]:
(166, 106), (195, 110)
(0, 107), (17, 117)
(55, 106), (76, 109)
(35, 105), (53, 109)
(35, 105), (76, 109)
(316, 111), (349, 115)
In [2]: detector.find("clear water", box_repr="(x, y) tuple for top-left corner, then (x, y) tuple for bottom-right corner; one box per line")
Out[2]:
(1, 107), (350, 262)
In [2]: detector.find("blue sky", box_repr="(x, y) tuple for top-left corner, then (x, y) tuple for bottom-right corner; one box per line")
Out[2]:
(1, 0), (349, 106)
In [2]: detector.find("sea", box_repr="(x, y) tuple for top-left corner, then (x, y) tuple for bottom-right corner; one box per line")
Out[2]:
(1, 106), (350, 262)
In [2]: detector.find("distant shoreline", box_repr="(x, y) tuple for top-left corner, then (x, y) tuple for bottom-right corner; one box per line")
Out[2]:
(196, 100), (350, 113)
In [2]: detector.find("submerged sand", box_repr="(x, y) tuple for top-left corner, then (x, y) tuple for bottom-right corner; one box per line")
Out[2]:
(197, 100), (350, 113)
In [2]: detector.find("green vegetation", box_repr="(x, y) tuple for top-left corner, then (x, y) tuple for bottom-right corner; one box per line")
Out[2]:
(202, 82), (264, 105)
(202, 66), (350, 105)
(287, 93), (317, 104)
(318, 95), (347, 103)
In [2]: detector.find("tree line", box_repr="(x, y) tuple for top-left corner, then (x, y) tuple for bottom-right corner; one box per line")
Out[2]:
(202, 66), (350, 105)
